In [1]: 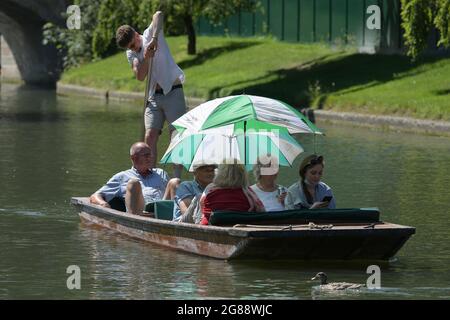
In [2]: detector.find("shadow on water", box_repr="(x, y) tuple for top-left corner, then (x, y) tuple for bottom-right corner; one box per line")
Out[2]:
(229, 258), (392, 271)
(0, 112), (63, 122)
(177, 41), (260, 70)
(0, 83), (61, 122)
(202, 53), (446, 109)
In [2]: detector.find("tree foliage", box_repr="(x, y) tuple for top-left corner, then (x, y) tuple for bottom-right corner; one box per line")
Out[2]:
(43, 0), (259, 67)
(91, 0), (192, 57)
(401, 0), (450, 59)
(434, 0), (450, 48)
(42, 0), (102, 69)
(93, 0), (259, 55)
(162, 0), (259, 55)
(92, 0), (140, 58)
(92, 0), (260, 56)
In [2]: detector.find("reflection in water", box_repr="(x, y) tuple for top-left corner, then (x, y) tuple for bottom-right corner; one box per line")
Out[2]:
(1, 83), (450, 299)
(78, 223), (239, 299)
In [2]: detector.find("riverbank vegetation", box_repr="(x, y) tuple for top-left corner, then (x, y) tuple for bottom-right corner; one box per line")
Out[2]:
(44, 0), (450, 68)
(61, 36), (450, 121)
(400, 0), (450, 59)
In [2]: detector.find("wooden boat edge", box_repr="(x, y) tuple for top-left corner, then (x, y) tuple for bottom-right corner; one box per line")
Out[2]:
(70, 197), (415, 261)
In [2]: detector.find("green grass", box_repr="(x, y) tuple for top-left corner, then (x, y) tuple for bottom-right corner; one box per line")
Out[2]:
(61, 36), (450, 121)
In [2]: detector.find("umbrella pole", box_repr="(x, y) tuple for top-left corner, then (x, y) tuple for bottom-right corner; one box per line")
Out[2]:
(244, 120), (247, 166)
(314, 133), (317, 154)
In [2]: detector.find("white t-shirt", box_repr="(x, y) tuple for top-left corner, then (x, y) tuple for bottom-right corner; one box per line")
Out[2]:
(126, 24), (185, 97)
(250, 184), (285, 212)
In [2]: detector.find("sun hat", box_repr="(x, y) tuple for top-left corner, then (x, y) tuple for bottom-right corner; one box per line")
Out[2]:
(191, 160), (218, 172)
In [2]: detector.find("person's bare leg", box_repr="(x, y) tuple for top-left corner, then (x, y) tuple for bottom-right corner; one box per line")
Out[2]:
(170, 129), (183, 178)
(172, 164), (183, 179)
(145, 128), (160, 168)
(163, 178), (181, 200)
(125, 179), (145, 214)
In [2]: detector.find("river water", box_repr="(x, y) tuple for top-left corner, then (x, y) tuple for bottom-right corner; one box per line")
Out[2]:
(0, 83), (449, 299)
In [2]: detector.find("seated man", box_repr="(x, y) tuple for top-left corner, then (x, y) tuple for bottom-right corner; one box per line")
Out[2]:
(173, 162), (217, 222)
(90, 142), (179, 215)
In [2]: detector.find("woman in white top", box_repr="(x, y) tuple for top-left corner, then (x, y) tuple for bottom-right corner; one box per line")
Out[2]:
(250, 155), (287, 212)
(285, 154), (336, 210)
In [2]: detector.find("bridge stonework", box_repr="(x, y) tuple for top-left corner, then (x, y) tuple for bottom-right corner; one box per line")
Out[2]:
(0, 0), (70, 86)
(1, 35), (20, 80)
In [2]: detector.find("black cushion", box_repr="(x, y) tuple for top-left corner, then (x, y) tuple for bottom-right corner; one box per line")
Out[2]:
(209, 208), (380, 226)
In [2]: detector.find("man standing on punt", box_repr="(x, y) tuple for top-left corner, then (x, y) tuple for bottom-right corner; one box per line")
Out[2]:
(116, 10), (186, 178)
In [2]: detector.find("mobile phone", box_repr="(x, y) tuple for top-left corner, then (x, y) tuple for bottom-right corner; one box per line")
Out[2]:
(322, 196), (333, 202)
(277, 186), (287, 197)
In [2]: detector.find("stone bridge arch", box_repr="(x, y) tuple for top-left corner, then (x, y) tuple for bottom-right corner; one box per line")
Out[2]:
(0, 0), (70, 86)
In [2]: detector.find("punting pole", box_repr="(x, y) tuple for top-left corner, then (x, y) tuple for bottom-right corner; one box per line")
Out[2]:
(141, 56), (154, 140)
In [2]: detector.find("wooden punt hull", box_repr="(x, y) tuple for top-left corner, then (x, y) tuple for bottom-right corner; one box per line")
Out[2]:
(71, 197), (415, 261)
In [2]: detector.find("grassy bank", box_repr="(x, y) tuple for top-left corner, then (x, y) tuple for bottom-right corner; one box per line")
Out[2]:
(61, 36), (450, 121)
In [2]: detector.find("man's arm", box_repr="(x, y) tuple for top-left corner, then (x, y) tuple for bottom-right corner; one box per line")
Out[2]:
(133, 58), (150, 81)
(150, 11), (164, 39)
(90, 192), (111, 208)
(133, 11), (164, 81)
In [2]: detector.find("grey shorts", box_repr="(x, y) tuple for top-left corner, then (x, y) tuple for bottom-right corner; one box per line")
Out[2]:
(144, 87), (187, 131)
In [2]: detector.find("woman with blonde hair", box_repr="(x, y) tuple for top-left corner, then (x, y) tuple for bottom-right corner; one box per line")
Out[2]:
(285, 154), (336, 210)
(199, 159), (265, 225)
(250, 155), (287, 211)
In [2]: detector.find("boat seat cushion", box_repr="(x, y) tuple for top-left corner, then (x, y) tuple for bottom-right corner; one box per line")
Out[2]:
(209, 208), (380, 226)
(152, 200), (175, 220)
(107, 198), (174, 221)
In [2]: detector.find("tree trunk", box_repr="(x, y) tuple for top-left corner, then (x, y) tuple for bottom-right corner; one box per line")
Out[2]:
(184, 14), (196, 55)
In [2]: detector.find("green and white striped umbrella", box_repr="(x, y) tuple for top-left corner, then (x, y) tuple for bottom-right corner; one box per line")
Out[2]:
(172, 94), (322, 135)
(161, 119), (304, 171)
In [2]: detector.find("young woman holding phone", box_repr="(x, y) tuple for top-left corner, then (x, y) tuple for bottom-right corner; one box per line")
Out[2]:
(285, 154), (336, 210)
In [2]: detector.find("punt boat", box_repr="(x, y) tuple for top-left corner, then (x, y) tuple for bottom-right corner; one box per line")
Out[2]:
(71, 197), (415, 261)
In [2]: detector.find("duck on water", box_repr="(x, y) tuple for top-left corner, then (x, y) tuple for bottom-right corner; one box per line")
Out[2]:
(311, 272), (365, 290)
